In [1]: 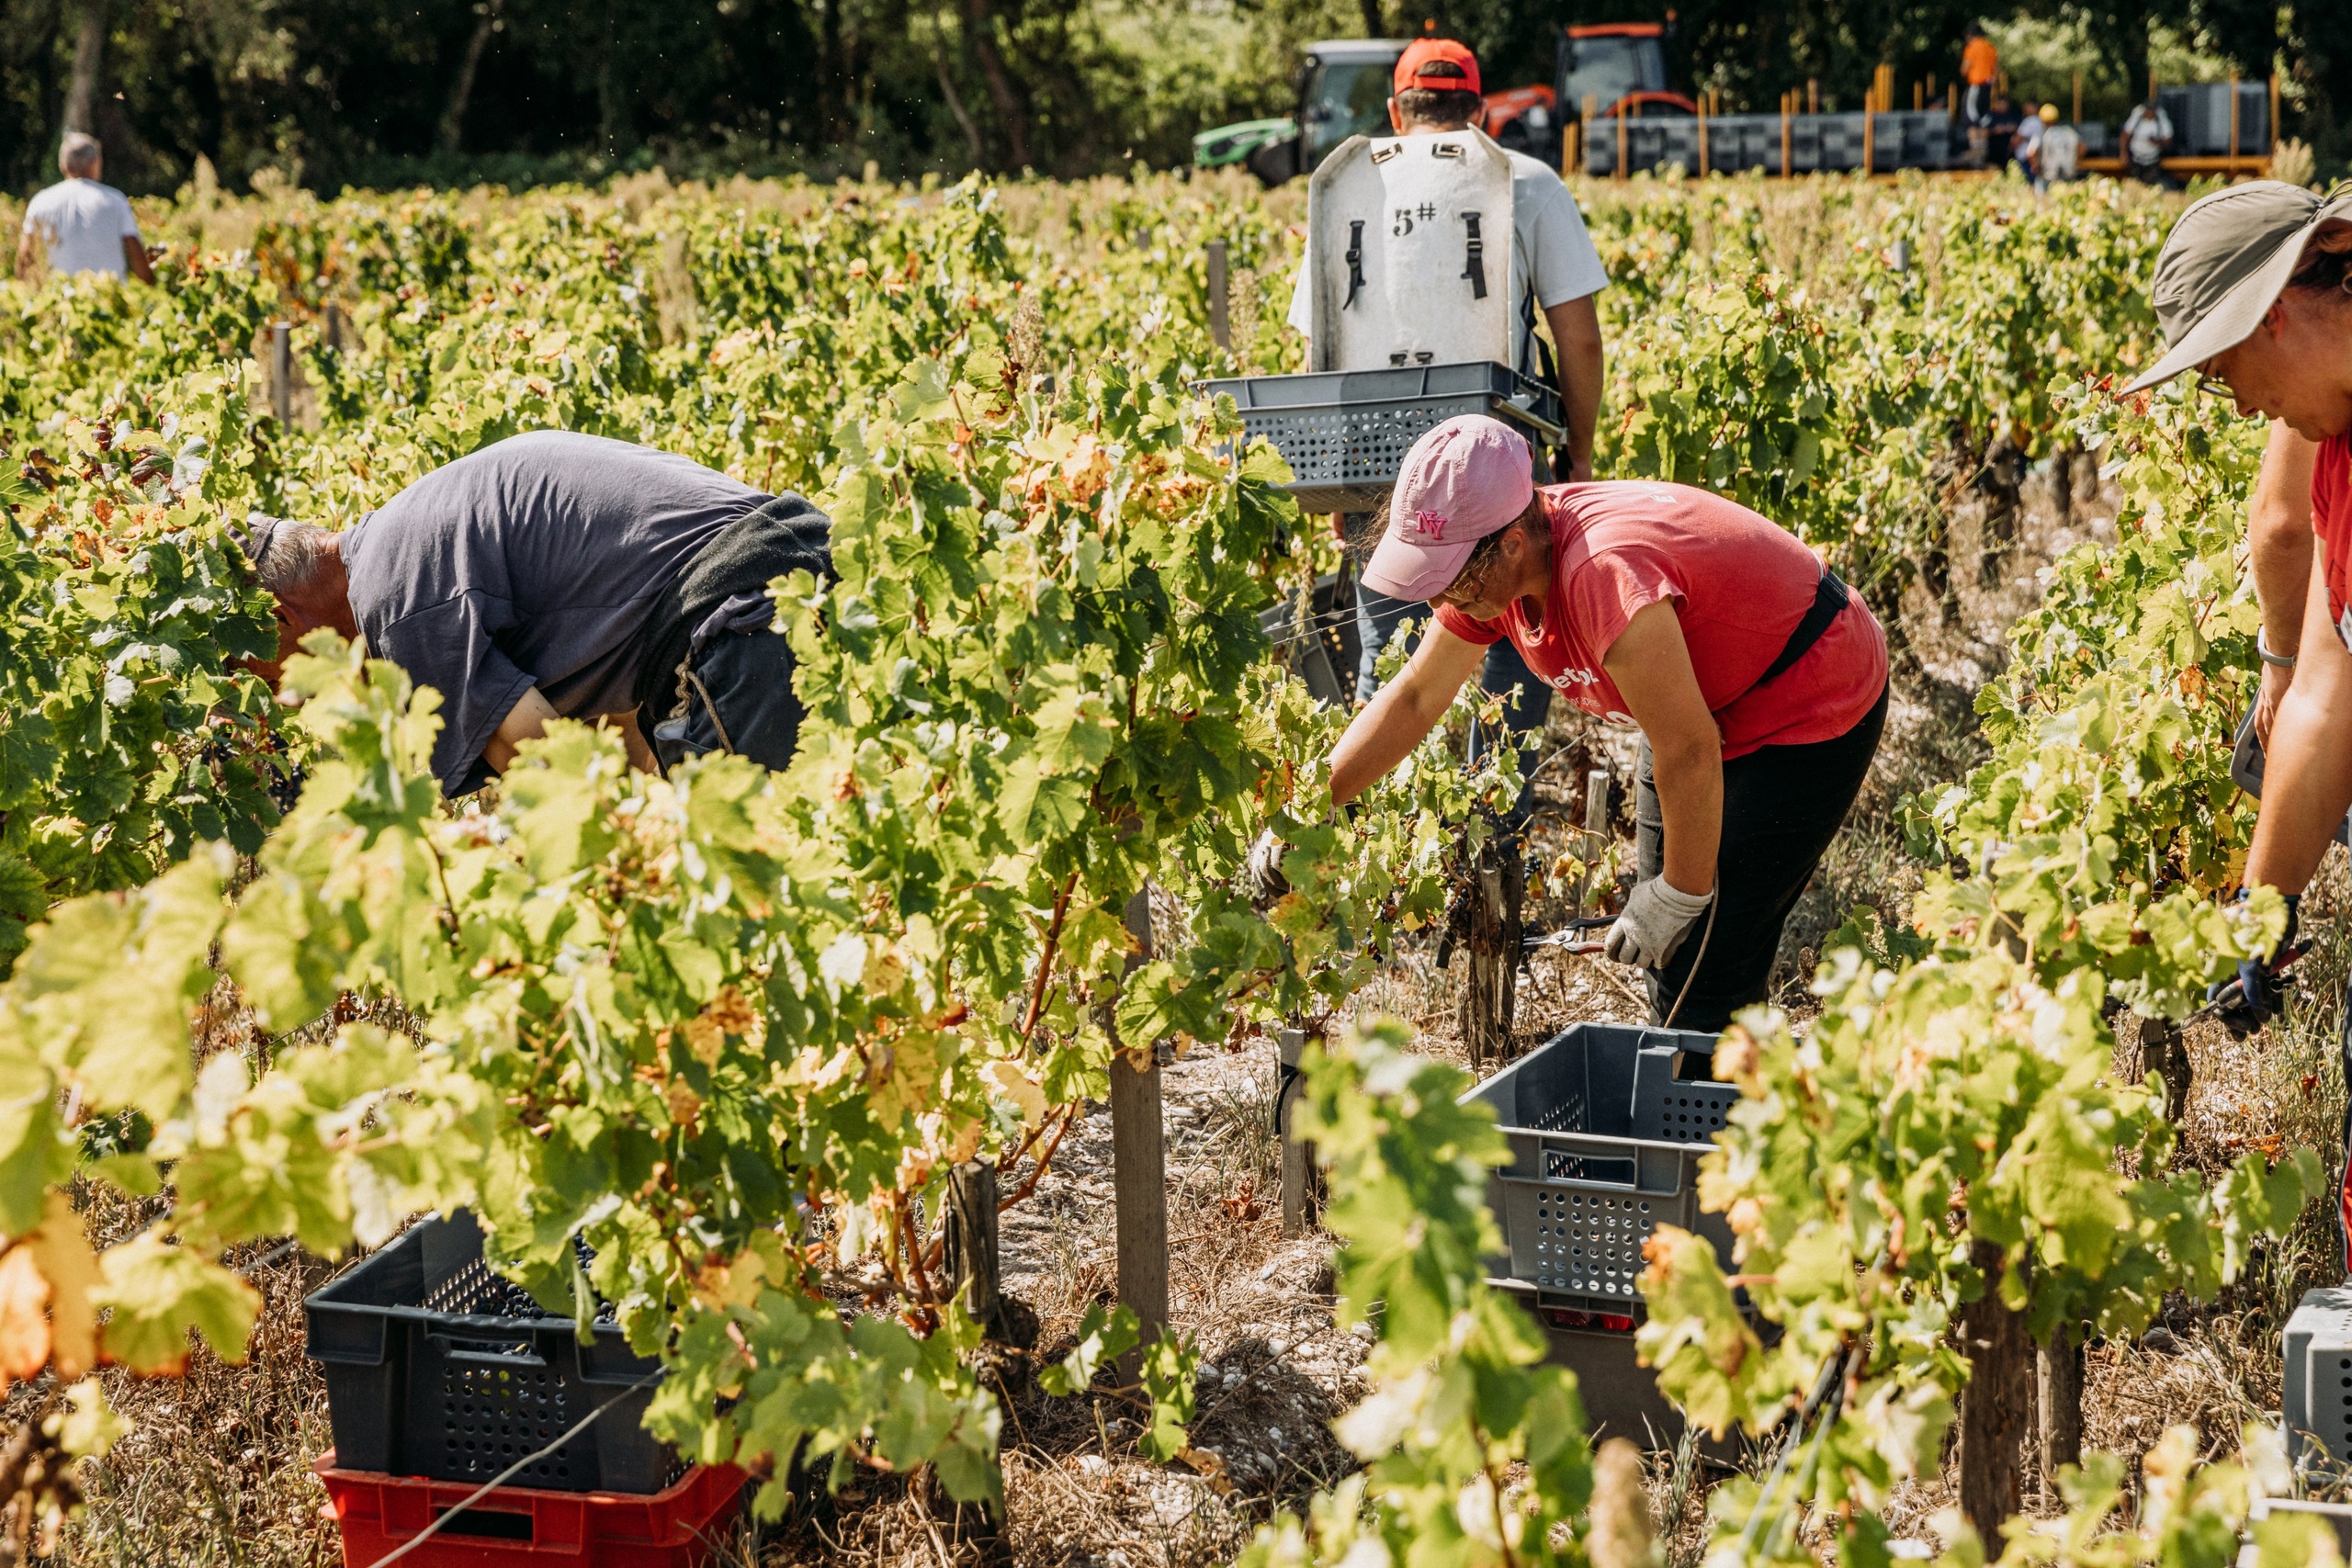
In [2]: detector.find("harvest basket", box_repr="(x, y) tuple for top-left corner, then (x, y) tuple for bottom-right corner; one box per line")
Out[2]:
(1198, 362), (1564, 515)
(1457, 1022), (1736, 1314)
(313, 1451), (746, 1568)
(304, 1212), (680, 1495)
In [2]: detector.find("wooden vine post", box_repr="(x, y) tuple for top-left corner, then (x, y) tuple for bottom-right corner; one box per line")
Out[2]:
(1958, 1240), (2031, 1542)
(2037, 1325), (2084, 1493)
(1205, 242), (1229, 351)
(1459, 724), (1531, 1071)
(1570, 769), (1608, 913)
(2140, 1014), (2190, 1127)
(270, 321), (292, 426)
(1277, 1027), (1317, 1237)
(943, 1160), (1002, 1337)
(1110, 887), (1169, 1374)
(1458, 828), (1522, 1071)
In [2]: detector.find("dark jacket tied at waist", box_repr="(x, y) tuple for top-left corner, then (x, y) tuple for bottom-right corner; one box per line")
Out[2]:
(634, 491), (834, 722)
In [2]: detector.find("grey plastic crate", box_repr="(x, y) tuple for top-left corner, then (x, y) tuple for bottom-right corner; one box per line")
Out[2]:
(2284, 1288), (2352, 1469)
(2239, 1498), (2352, 1566)
(304, 1211), (681, 1494)
(1458, 1022), (1737, 1313)
(1199, 362), (1565, 515)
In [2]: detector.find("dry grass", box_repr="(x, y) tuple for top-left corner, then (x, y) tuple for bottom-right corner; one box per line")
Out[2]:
(56, 1247), (338, 1568)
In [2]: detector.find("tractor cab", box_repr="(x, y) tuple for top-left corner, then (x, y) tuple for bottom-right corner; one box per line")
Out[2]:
(1295, 40), (1410, 174)
(1558, 24), (1671, 118)
(1485, 22), (1694, 167)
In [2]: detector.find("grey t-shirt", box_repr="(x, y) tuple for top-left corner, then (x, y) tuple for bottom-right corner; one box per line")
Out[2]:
(341, 431), (764, 795)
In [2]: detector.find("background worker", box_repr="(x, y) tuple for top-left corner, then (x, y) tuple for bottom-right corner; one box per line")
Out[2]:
(1984, 91), (2024, 172)
(1321, 415), (1888, 1032)
(2033, 104), (2082, 188)
(1961, 24), (2000, 165)
(16, 131), (151, 283)
(2121, 182), (2352, 1241)
(1286, 35), (1609, 813)
(243, 430), (831, 795)
(2009, 98), (2044, 179)
(2123, 95), (2175, 185)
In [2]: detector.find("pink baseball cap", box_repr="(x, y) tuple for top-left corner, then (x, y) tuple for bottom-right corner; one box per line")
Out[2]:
(1360, 416), (1534, 602)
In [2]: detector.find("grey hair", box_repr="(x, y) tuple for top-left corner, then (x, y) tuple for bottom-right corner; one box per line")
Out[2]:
(237, 514), (338, 598)
(58, 132), (100, 178)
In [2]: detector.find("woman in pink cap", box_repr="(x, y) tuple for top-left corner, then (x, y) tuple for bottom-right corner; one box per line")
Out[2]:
(1329, 414), (1890, 1032)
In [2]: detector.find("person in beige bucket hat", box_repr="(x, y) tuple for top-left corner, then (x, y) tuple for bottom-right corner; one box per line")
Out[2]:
(2123, 179), (2352, 414)
(2151, 181), (2352, 1266)
(2132, 182), (2352, 771)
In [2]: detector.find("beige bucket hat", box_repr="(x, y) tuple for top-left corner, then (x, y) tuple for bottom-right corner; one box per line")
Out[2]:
(2123, 180), (2352, 395)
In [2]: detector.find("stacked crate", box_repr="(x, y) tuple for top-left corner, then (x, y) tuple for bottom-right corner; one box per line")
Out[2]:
(304, 1212), (746, 1567)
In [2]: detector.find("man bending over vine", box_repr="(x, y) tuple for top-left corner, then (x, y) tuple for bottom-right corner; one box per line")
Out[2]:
(239, 430), (832, 795)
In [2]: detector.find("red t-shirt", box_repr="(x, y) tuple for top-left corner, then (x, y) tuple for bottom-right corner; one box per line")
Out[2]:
(2316, 434), (2352, 647)
(1433, 481), (1888, 759)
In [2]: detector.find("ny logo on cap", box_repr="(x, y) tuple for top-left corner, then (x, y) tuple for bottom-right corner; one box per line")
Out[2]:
(1412, 510), (1448, 539)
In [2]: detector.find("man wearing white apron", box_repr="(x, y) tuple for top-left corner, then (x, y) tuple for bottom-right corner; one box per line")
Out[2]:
(1286, 38), (1609, 821)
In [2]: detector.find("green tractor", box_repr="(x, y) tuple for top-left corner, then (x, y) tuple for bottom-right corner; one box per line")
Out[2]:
(1193, 39), (1407, 186)
(1192, 117), (1300, 177)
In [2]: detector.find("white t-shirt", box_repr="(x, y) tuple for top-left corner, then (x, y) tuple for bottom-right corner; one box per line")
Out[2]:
(2124, 105), (2173, 164)
(2013, 117), (2044, 156)
(2038, 124), (2082, 180)
(1288, 145), (1608, 379)
(21, 179), (141, 276)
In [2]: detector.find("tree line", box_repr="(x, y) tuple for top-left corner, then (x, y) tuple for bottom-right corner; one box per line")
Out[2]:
(0, 0), (2339, 197)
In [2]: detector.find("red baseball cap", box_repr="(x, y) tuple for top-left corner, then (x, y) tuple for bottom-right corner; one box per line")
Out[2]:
(1393, 38), (1481, 97)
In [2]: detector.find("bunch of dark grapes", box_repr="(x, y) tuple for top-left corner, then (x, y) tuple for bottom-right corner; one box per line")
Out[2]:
(473, 1236), (614, 1323)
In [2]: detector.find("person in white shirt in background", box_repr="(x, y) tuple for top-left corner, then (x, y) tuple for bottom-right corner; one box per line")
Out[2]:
(2034, 104), (2081, 190)
(2123, 98), (2175, 186)
(17, 131), (152, 284)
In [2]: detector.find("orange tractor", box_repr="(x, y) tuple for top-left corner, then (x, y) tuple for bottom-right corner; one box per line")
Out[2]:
(1487, 22), (1696, 163)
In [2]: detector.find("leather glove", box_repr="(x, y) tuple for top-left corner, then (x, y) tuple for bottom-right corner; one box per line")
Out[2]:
(1242, 829), (1290, 910)
(2210, 891), (2299, 1038)
(1602, 875), (1713, 970)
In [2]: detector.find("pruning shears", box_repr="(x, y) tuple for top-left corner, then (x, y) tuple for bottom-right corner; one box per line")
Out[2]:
(1522, 914), (1618, 957)
(2186, 939), (2312, 1026)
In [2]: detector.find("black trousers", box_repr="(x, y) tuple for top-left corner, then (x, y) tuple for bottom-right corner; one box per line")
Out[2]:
(1634, 682), (1889, 1033)
(2337, 988), (2352, 1269)
(647, 627), (807, 773)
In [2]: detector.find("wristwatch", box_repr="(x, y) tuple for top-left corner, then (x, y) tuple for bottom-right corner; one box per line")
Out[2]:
(2258, 626), (2297, 669)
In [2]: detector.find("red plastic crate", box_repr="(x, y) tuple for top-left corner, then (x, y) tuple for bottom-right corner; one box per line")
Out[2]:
(314, 1451), (748, 1567)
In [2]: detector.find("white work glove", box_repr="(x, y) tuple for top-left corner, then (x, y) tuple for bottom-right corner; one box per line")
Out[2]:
(1242, 829), (1290, 909)
(1602, 876), (1713, 970)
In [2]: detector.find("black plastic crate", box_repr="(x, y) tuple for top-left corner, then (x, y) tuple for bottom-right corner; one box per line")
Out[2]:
(1458, 1022), (1737, 1313)
(305, 1211), (681, 1495)
(1199, 362), (1565, 515)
